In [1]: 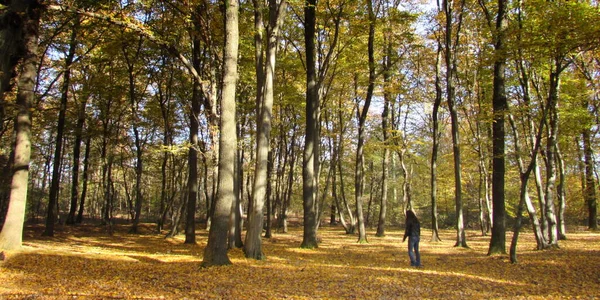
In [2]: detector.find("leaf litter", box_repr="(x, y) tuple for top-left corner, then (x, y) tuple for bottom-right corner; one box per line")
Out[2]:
(1, 223), (599, 299)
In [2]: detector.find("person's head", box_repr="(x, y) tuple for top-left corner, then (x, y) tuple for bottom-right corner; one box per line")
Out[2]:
(406, 210), (418, 223)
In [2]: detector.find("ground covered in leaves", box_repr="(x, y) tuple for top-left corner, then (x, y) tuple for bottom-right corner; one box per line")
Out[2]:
(1, 222), (599, 299)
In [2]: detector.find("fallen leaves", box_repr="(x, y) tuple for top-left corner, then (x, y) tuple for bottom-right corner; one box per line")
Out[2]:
(1, 223), (599, 299)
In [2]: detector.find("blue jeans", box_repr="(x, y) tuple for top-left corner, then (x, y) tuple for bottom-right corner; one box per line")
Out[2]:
(408, 236), (420, 267)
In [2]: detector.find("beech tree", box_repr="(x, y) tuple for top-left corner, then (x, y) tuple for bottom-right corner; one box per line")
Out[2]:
(301, 0), (319, 249)
(0, 0), (42, 250)
(245, 0), (287, 260)
(202, 0), (239, 267)
(442, 0), (468, 249)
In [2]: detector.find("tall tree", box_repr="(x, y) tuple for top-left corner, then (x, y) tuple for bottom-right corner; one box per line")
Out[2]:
(202, 0), (239, 267)
(185, 6), (204, 244)
(65, 17), (82, 226)
(486, 0), (508, 255)
(301, 0), (319, 249)
(430, 36), (443, 243)
(122, 32), (151, 234)
(0, 0), (41, 250)
(43, 15), (80, 236)
(575, 55), (599, 230)
(442, 0), (468, 248)
(354, 0), (377, 244)
(246, 0), (287, 260)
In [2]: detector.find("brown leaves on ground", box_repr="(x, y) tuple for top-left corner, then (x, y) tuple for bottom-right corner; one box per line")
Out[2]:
(1, 223), (599, 299)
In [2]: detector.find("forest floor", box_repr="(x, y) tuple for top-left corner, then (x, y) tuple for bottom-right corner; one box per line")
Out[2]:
(0, 222), (599, 299)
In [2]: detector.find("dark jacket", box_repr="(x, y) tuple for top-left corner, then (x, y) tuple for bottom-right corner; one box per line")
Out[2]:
(403, 221), (420, 241)
(403, 211), (420, 242)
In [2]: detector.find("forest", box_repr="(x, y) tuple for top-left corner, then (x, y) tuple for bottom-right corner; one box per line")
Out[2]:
(1, 0), (600, 277)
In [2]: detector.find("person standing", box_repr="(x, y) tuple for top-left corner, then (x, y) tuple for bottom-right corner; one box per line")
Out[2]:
(403, 210), (421, 267)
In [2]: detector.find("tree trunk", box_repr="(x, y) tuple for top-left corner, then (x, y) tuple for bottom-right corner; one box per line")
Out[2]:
(185, 26), (203, 244)
(556, 144), (567, 240)
(301, 0), (319, 249)
(123, 36), (146, 234)
(229, 122), (244, 249)
(354, 0), (376, 244)
(265, 149), (274, 238)
(376, 37), (392, 237)
(157, 75), (173, 232)
(508, 110), (547, 262)
(246, 0), (286, 260)
(583, 128), (598, 230)
(430, 38), (443, 243)
(514, 0), (546, 246)
(44, 15), (78, 236)
(0, 0), (40, 250)
(488, 0), (507, 256)
(65, 18), (81, 225)
(202, 0), (239, 267)
(544, 64), (561, 248)
(76, 135), (91, 223)
(443, 0), (467, 248)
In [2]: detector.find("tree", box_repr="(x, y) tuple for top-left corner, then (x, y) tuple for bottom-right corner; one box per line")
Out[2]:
(430, 36), (443, 243)
(574, 54), (599, 230)
(486, 0), (508, 256)
(121, 31), (152, 234)
(245, 0), (287, 260)
(202, 0), (239, 267)
(442, 0), (468, 248)
(184, 7), (203, 244)
(301, 0), (319, 249)
(0, 0), (41, 250)
(354, 0), (377, 244)
(65, 16), (82, 225)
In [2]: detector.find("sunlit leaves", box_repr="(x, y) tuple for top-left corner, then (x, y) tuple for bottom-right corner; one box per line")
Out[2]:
(1, 224), (600, 298)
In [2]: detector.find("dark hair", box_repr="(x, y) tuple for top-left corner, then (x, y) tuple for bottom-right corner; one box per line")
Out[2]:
(406, 210), (419, 224)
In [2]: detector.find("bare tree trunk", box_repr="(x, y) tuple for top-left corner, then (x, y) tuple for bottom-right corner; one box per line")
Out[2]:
(488, 0), (508, 256)
(202, 0), (239, 267)
(44, 16), (78, 236)
(443, 0), (468, 248)
(65, 18), (81, 225)
(335, 97), (355, 234)
(246, 0), (287, 260)
(514, 0), (546, 245)
(301, 0), (319, 249)
(76, 135), (91, 223)
(556, 144), (567, 240)
(583, 128), (598, 230)
(185, 20), (203, 244)
(353, 0), (376, 244)
(0, 0), (40, 250)
(508, 111), (547, 262)
(544, 61), (562, 248)
(122, 35), (147, 234)
(376, 39), (391, 237)
(430, 38), (443, 243)
(157, 64), (174, 232)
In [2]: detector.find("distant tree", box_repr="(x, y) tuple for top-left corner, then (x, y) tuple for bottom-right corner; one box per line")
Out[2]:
(43, 15), (79, 236)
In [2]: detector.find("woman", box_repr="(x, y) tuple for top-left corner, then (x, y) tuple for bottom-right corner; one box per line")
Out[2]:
(402, 210), (421, 267)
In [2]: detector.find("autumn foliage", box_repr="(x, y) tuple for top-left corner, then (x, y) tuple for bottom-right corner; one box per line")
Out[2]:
(1, 223), (599, 299)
